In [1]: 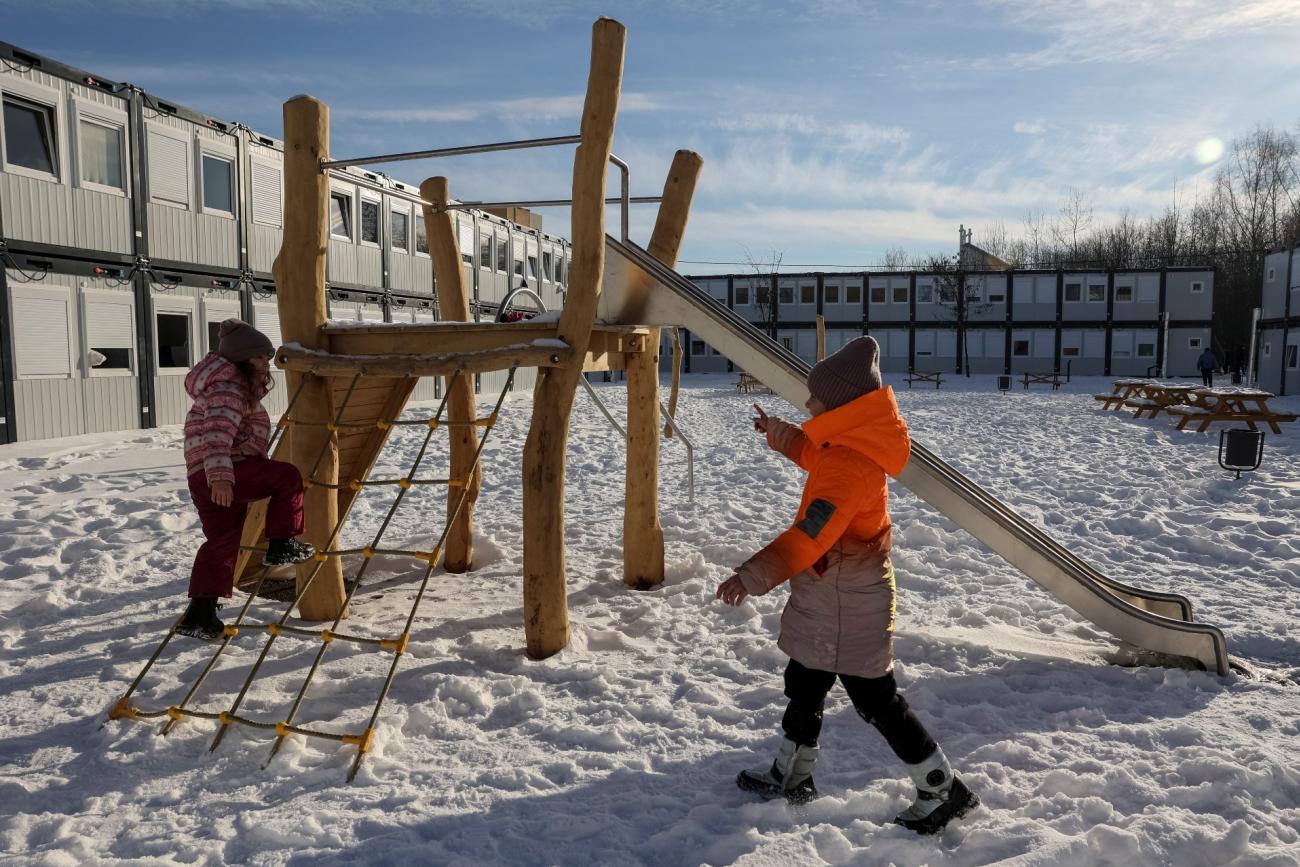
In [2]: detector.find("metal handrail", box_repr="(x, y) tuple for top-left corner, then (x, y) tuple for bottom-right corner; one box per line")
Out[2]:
(660, 400), (695, 502)
(609, 153), (630, 242)
(321, 135), (582, 171)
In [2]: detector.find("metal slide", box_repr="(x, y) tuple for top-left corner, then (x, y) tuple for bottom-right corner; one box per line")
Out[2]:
(600, 236), (1231, 675)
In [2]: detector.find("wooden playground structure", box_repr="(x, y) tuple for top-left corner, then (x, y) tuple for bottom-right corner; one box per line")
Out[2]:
(241, 17), (697, 660)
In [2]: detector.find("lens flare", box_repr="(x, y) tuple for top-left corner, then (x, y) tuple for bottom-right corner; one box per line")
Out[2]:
(1195, 137), (1225, 165)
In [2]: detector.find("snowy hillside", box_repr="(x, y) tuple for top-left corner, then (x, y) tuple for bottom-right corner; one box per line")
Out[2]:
(1, 374), (1298, 866)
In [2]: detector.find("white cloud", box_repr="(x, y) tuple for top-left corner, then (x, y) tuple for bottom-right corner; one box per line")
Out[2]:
(338, 92), (668, 125)
(1014, 120), (1045, 135)
(979, 0), (1300, 68)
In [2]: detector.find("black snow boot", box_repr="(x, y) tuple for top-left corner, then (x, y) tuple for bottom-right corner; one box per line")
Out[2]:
(176, 597), (224, 641)
(737, 737), (819, 805)
(263, 537), (316, 567)
(894, 748), (979, 834)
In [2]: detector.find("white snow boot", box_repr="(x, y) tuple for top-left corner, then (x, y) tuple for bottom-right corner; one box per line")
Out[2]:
(894, 748), (979, 834)
(737, 737), (819, 804)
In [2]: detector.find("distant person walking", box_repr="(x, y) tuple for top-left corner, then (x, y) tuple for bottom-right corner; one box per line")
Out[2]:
(177, 320), (317, 640)
(1197, 347), (1217, 388)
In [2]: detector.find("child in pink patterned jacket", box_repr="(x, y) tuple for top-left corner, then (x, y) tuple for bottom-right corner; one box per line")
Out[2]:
(177, 319), (315, 640)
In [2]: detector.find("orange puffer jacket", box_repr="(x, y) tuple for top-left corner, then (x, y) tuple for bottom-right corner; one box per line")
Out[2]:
(737, 386), (911, 677)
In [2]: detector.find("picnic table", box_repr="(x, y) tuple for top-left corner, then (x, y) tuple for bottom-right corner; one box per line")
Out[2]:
(736, 372), (764, 394)
(1122, 382), (1198, 419)
(906, 369), (943, 389)
(1164, 388), (1297, 434)
(1021, 371), (1062, 390)
(1093, 378), (1149, 410)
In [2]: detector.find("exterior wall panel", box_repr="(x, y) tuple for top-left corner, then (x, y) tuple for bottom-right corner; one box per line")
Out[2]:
(72, 187), (132, 254)
(194, 213), (238, 270)
(1, 173), (74, 247)
(81, 375), (139, 434)
(14, 379), (83, 441)
(147, 202), (196, 264)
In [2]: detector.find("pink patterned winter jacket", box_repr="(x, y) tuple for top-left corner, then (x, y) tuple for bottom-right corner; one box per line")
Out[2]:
(183, 353), (271, 486)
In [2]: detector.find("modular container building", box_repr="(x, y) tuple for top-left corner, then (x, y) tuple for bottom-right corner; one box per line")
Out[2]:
(674, 267), (1214, 381)
(1256, 247), (1300, 396)
(0, 42), (570, 443)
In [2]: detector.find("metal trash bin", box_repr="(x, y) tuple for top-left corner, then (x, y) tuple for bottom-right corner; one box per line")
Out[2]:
(1218, 428), (1264, 479)
(997, 374), (1011, 392)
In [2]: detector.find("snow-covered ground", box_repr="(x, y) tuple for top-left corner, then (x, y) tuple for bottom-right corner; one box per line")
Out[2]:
(1, 374), (1298, 866)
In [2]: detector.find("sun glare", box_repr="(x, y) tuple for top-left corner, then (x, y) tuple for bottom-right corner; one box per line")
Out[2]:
(1195, 137), (1225, 165)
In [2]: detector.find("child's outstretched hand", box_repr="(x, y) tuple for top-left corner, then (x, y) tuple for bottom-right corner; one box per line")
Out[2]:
(751, 404), (770, 434)
(716, 570), (750, 607)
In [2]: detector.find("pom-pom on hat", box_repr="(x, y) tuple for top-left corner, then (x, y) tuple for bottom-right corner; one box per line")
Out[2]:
(806, 335), (883, 411)
(217, 319), (275, 363)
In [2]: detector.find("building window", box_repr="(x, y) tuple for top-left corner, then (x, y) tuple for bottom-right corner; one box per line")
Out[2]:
(513, 246), (524, 277)
(1088, 284), (1106, 302)
(1012, 339), (1030, 357)
(555, 257), (566, 285)
(542, 251), (553, 281)
(846, 285), (861, 304)
(13, 291), (71, 377)
(755, 286), (770, 306)
(85, 298), (134, 372)
(250, 161), (281, 226)
(156, 312), (191, 369)
(201, 154), (234, 214)
(1263, 342), (1271, 358)
(734, 285), (750, 306)
(1191, 281), (1204, 293)
(824, 285), (839, 304)
(3, 94), (58, 177)
(1062, 346), (1080, 358)
(1115, 285), (1133, 303)
(360, 200), (379, 244)
(330, 191), (352, 240)
(415, 214), (429, 254)
(79, 118), (124, 191)
(870, 286), (886, 304)
(527, 255), (539, 281)
(479, 234), (493, 269)
(391, 209), (409, 251)
(691, 339), (706, 356)
(780, 336), (794, 352)
(1286, 345), (1298, 370)
(148, 130), (190, 207)
(892, 286), (908, 304)
(1137, 341), (1155, 358)
(779, 285), (794, 304)
(988, 290), (1006, 303)
(800, 285), (815, 304)
(1064, 282), (1081, 302)
(916, 284), (934, 304)
(496, 238), (509, 273)
(1267, 267), (1275, 282)
(1188, 337), (1202, 350)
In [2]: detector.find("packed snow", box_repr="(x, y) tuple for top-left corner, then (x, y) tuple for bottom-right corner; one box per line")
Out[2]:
(1, 374), (1298, 866)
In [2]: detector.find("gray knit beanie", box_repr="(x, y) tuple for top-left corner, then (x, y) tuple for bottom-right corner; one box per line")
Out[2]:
(807, 336), (883, 410)
(218, 318), (275, 362)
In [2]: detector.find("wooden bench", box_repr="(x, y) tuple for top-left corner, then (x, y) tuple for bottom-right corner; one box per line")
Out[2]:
(1165, 389), (1298, 433)
(1093, 379), (1147, 410)
(906, 369), (943, 389)
(736, 372), (764, 394)
(1021, 372), (1062, 390)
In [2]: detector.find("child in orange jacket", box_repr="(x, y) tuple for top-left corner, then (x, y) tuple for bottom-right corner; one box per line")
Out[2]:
(716, 336), (978, 834)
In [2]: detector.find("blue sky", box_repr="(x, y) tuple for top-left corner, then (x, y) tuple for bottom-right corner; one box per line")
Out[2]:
(7, 1), (1300, 270)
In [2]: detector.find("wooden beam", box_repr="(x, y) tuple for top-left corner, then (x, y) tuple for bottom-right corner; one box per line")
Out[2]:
(334, 378), (419, 521)
(326, 321), (640, 358)
(272, 96), (346, 622)
(422, 176), (481, 574)
(276, 343), (571, 378)
(522, 17), (625, 659)
(624, 149), (703, 590)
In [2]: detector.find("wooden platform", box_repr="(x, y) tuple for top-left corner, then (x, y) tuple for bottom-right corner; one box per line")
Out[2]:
(234, 320), (653, 591)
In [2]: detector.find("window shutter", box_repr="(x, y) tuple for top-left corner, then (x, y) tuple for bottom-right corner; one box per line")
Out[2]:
(16, 295), (72, 376)
(86, 300), (133, 348)
(254, 304), (283, 349)
(252, 162), (283, 227)
(148, 130), (190, 206)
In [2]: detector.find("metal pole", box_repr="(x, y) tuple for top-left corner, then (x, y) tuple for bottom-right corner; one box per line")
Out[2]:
(321, 135), (582, 171)
(579, 377), (626, 438)
(1246, 306), (1260, 385)
(455, 196), (661, 211)
(608, 153), (630, 242)
(660, 400), (695, 503)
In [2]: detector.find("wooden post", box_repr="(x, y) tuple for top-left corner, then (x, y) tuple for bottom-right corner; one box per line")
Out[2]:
(662, 328), (682, 438)
(816, 314), (826, 361)
(522, 17), (625, 659)
(624, 150), (702, 589)
(421, 177), (481, 573)
(272, 96), (346, 622)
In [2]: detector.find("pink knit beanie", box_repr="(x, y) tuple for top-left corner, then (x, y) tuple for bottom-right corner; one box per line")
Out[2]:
(807, 336), (883, 410)
(217, 319), (275, 362)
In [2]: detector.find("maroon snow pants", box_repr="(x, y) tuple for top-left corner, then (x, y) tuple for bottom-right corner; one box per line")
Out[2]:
(187, 456), (304, 598)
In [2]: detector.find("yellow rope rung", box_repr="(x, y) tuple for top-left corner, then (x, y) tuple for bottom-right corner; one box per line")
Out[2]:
(341, 728), (374, 753)
(379, 634), (410, 655)
(109, 698), (139, 720)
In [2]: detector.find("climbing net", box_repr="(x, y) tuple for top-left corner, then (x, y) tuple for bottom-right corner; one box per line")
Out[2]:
(109, 365), (515, 781)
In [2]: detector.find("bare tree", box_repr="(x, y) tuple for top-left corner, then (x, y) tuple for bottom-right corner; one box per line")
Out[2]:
(878, 245), (913, 269)
(741, 244), (784, 335)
